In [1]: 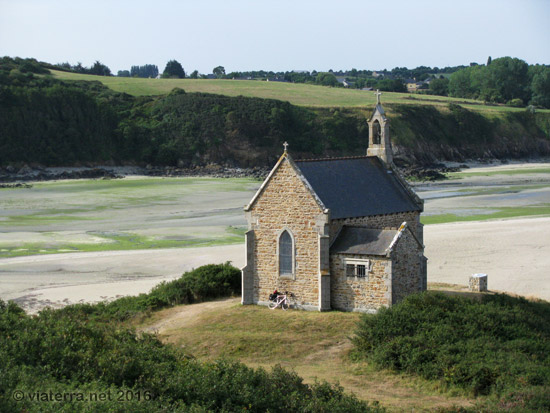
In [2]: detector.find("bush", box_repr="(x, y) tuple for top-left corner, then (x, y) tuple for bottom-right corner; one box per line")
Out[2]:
(507, 98), (524, 107)
(0, 299), (380, 412)
(57, 262), (242, 322)
(352, 292), (550, 398)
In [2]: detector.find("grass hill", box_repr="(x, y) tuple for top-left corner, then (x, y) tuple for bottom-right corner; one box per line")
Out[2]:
(50, 69), (531, 114)
(136, 288), (550, 412)
(137, 298), (472, 411)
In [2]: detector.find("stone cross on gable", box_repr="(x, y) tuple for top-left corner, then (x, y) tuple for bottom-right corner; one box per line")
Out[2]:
(375, 89), (382, 104)
(283, 141), (289, 152)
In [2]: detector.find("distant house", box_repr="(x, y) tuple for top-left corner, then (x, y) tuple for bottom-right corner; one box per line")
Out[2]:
(406, 79), (429, 93)
(336, 77), (353, 88)
(406, 82), (421, 92)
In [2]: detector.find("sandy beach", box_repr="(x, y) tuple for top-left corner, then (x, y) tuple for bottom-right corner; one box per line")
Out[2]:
(0, 245), (245, 313)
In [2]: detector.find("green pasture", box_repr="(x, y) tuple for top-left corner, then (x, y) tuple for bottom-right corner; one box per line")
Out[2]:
(49, 70), (530, 113)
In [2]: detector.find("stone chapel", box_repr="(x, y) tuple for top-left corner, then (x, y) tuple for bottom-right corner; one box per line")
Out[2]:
(241, 95), (427, 312)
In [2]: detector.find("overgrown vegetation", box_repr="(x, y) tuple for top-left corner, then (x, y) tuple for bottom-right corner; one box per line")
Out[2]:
(352, 292), (550, 411)
(0, 263), (379, 412)
(1, 57), (549, 168)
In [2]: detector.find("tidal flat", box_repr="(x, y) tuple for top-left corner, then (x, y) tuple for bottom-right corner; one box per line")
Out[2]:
(1, 162), (549, 311)
(0, 177), (257, 258)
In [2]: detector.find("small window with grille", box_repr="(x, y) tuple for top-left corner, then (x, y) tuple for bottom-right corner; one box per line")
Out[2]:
(345, 259), (370, 280)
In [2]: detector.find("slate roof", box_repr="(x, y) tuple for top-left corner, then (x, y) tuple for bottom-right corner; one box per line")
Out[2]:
(294, 156), (421, 219)
(331, 226), (398, 256)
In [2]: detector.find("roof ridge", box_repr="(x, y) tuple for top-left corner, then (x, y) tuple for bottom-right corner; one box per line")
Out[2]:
(296, 155), (374, 163)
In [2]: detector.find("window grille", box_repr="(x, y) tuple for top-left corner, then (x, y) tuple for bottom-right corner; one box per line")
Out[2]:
(345, 259), (370, 279)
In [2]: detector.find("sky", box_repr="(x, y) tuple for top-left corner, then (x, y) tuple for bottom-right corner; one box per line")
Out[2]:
(1, 0), (549, 74)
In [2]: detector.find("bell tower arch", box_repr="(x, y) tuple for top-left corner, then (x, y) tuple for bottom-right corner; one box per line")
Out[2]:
(367, 90), (393, 166)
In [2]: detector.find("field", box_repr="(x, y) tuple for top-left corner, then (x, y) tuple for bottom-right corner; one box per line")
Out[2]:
(48, 70), (536, 113)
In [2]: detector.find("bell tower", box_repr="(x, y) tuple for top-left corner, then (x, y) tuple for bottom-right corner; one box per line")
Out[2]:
(367, 90), (393, 166)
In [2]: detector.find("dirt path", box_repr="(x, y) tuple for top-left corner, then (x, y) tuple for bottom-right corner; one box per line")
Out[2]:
(141, 298), (239, 334)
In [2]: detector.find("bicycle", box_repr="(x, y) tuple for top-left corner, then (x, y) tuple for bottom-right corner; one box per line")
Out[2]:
(268, 291), (294, 310)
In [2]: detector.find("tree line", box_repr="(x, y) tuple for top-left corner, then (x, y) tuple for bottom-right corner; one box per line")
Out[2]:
(444, 57), (550, 108)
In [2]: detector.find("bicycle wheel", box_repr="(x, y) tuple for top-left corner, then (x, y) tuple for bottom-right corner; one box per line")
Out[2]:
(281, 300), (289, 310)
(268, 301), (278, 310)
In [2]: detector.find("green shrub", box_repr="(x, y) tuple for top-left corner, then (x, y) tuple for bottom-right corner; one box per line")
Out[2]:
(56, 262), (241, 322)
(0, 300), (380, 412)
(352, 292), (550, 398)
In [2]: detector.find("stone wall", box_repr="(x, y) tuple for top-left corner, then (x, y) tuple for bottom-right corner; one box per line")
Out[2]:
(329, 211), (421, 243)
(330, 253), (391, 312)
(391, 228), (424, 304)
(247, 158), (328, 309)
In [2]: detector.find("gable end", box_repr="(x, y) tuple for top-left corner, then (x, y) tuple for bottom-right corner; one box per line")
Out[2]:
(244, 153), (327, 214)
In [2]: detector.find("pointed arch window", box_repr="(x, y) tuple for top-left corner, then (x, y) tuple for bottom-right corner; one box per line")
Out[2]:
(372, 120), (381, 144)
(279, 230), (294, 277)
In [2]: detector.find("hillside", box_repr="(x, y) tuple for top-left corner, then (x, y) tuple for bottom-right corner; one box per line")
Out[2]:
(1, 59), (550, 169)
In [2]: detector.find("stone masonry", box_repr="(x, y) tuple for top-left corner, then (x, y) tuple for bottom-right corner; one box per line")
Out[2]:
(390, 227), (424, 304)
(243, 157), (329, 310)
(330, 253), (391, 312)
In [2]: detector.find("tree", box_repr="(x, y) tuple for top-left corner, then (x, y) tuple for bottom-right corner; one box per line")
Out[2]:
(189, 70), (199, 79)
(316, 72), (338, 87)
(375, 78), (406, 93)
(448, 65), (483, 99)
(117, 70), (130, 77)
(487, 56), (492, 66)
(213, 66), (225, 78)
(163, 60), (185, 78)
(89, 61), (112, 76)
(131, 64), (159, 78)
(429, 77), (449, 96)
(483, 57), (529, 103)
(529, 65), (550, 108)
